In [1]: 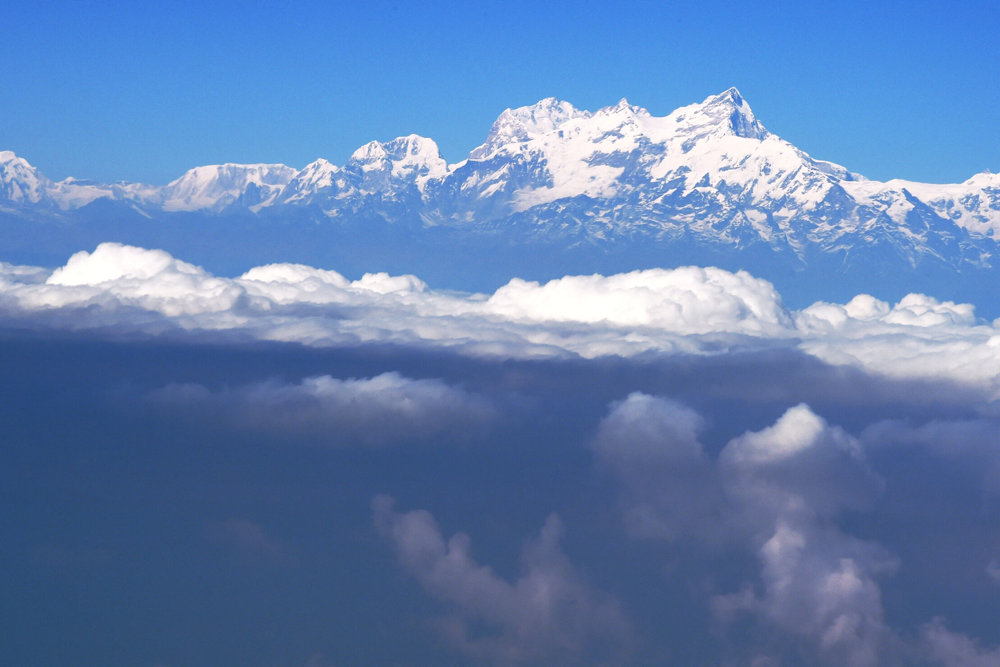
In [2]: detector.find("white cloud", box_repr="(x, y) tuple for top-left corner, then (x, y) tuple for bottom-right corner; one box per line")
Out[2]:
(43, 243), (244, 317)
(152, 372), (495, 446)
(591, 392), (705, 464)
(0, 260), (49, 285)
(2, 243), (999, 398)
(797, 294), (1000, 397)
(722, 404), (831, 464)
(372, 495), (633, 664)
(4, 245), (998, 661)
(486, 267), (792, 335)
(239, 262), (351, 305)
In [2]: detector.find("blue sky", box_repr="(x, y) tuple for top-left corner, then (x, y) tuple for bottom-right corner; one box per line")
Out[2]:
(3, 1), (997, 185)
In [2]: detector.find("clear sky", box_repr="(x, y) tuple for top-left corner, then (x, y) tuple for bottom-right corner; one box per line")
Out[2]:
(3, 0), (997, 185)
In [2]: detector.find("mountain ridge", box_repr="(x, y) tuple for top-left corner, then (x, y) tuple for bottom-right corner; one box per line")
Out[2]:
(3, 89), (996, 234)
(2, 89), (999, 313)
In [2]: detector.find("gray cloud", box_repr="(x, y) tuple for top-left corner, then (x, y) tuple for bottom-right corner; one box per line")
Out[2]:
(717, 408), (894, 664)
(151, 372), (495, 446)
(590, 393), (720, 541)
(372, 495), (634, 664)
(594, 396), (897, 663)
(920, 617), (1000, 667)
(713, 521), (897, 666)
(720, 404), (884, 523)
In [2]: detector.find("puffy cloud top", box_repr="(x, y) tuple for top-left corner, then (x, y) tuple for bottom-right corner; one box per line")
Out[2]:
(486, 267), (793, 335)
(722, 404), (832, 465)
(48, 244), (202, 286)
(241, 263), (350, 289)
(41, 244), (242, 317)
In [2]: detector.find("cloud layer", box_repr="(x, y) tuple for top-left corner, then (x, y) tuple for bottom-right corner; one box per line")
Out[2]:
(2, 243), (999, 399)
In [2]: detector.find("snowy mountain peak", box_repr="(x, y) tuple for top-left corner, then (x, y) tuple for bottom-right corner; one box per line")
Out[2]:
(470, 98), (589, 159)
(347, 134), (448, 189)
(506, 97), (584, 127)
(352, 134), (442, 163)
(275, 158), (345, 206)
(712, 86), (745, 106)
(0, 150), (49, 205)
(166, 163), (297, 188)
(302, 157), (338, 173)
(161, 163), (297, 212)
(470, 89), (770, 167)
(291, 158), (341, 186)
(962, 170), (1000, 187)
(597, 97), (649, 120)
(666, 87), (768, 141)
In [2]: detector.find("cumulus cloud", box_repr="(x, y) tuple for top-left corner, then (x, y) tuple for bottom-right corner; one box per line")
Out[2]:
(797, 294), (1000, 397)
(589, 394), (1000, 663)
(44, 243), (244, 317)
(152, 372), (495, 446)
(716, 408), (893, 664)
(592, 397), (884, 539)
(1, 243), (999, 396)
(717, 522), (897, 666)
(372, 495), (634, 664)
(593, 396), (896, 663)
(486, 267), (792, 335)
(590, 393), (719, 540)
(0, 260), (49, 285)
(720, 403), (884, 521)
(3, 244), (997, 663)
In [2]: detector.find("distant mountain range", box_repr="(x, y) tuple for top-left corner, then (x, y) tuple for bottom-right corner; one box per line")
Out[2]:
(3, 89), (999, 312)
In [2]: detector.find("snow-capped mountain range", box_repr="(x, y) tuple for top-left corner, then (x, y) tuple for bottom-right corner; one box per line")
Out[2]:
(3, 88), (999, 308)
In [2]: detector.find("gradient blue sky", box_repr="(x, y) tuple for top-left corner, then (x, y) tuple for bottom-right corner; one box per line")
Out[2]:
(3, 0), (997, 185)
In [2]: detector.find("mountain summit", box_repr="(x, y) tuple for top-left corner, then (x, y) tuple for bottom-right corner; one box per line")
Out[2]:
(699, 87), (767, 139)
